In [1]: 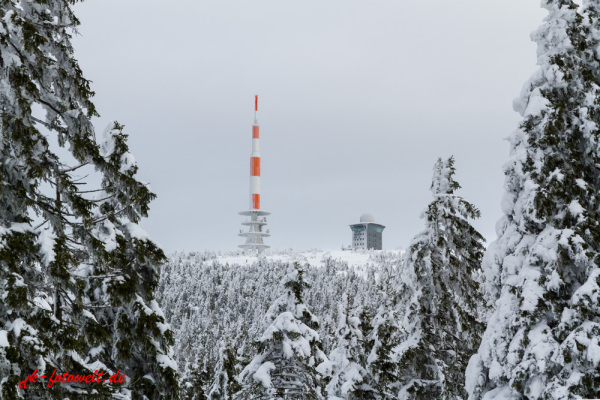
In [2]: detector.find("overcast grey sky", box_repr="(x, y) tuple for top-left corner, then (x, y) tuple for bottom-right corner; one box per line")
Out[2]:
(71, 0), (546, 253)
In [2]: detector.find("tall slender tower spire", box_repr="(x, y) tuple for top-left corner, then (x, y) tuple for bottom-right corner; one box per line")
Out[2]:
(239, 95), (270, 253)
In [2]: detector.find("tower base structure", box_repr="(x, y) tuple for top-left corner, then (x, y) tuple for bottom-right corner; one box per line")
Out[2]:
(239, 210), (270, 254)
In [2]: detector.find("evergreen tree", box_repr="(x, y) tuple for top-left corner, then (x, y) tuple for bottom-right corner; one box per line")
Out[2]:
(0, 2), (177, 398)
(363, 250), (407, 398)
(468, 1), (600, 398)
(182, 361), (209, 400)
(317, 294), (377, 399)
(356, 306), (375, 358)
(235, 263), (327, 399)
(208, 344), (242, 400)
(89, 123), (179, 398)
(395, 157), (485, 399)
(366, 295), (402, 399)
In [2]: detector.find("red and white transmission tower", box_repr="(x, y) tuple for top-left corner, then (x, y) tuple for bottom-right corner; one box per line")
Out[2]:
(239, 95), (270, 253)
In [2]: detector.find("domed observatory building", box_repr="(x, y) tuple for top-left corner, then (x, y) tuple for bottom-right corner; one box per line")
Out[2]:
(350, 213), (385, 250)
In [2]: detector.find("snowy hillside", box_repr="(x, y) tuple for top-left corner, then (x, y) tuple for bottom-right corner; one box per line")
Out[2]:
(215, 249), (396, 273)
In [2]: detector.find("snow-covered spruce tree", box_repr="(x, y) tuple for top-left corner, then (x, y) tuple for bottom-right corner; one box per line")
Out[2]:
(366, 295), (402, 399)
(184, 362), (210, 400)
(0, 2), (177, 398)
(207, 344), (242, 400)
(88, 123), (179, 398)
(235, 263), (327, 399)
(364, 247), (406, 399)
(317, 293), (377, 399)
(393, 157), (485, 399)
(467, 1), (600, 399)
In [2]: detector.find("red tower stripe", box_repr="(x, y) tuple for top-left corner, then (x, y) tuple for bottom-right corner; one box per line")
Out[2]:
(253, 126), (259, 139)
(252, 194), (260, 209)
(255, 95), (258, 111)
(251, 157), (260, 176)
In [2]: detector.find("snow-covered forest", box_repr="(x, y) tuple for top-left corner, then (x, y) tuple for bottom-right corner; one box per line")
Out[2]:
(158, 156), (490, 399)
(2, 0), (600, 399)
(158, 250), (404, 398)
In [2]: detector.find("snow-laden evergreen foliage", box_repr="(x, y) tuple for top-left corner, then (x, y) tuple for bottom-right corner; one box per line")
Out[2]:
(317, 293), (377, 399)
(365, 292), (403, 399)
(235, 264), (327, 399)
(207, 344), (241, 400)
(468, 1), (600, 398)
(0, 2), (177, 398)
(157, 250), (404, 399)
(391, 157), (485, 399)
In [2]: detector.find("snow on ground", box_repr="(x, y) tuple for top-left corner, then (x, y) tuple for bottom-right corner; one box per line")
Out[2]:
(213, 249), (403, 271)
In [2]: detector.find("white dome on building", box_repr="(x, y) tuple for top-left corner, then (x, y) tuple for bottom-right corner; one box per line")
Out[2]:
(360, 213), (375, 223)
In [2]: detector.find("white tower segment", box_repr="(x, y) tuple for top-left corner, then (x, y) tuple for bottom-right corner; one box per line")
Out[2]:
(239, 95), (270, 253)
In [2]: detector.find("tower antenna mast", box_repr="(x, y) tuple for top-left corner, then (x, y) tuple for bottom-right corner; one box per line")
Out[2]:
(239, 95), (270, 253)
